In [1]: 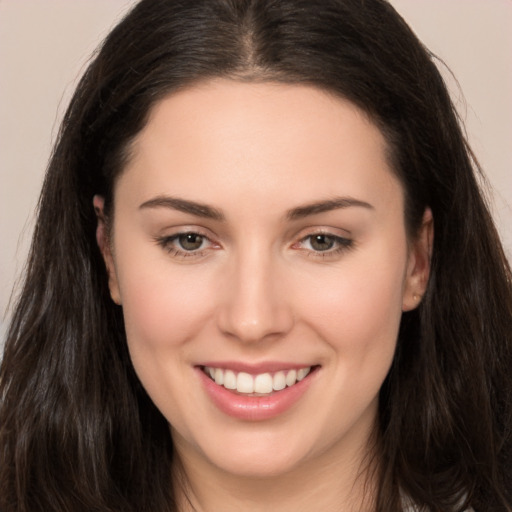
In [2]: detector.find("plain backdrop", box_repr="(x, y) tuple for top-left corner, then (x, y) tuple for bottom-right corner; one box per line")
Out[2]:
(1, 0), (511, 341)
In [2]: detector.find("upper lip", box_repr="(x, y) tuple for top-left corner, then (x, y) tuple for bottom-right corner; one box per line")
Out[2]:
(198, 361), (316, 374)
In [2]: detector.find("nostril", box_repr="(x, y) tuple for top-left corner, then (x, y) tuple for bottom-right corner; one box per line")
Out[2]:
(215, 261), (294, 343)
(216, 302), (294, 344)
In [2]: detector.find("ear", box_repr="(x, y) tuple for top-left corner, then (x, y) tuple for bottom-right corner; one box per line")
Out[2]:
(93, 195), (122, 305)
(402, 208), (433, 311)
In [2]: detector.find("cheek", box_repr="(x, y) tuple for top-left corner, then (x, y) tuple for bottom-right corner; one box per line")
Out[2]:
(115, 252), (217, 355)
(297, 244), (407, 357)
(114, 257), (217, 430)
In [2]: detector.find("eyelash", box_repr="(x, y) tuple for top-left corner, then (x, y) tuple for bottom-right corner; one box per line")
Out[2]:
(154, 231), (354, 260)
(294, 232), (354, 259)
(154, 232), (215, 258)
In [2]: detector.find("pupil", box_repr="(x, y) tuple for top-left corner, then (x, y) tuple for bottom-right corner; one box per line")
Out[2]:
(179, 233), (203, 251)
(311, 234), (334, 251)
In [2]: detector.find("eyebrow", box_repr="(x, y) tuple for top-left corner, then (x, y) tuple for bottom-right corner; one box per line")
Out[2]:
(286, 197), (374, 220)
(139, 196), (225, 221)
(138, 195), (373, 222)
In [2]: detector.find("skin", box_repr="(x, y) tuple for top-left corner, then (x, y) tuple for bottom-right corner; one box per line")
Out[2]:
(95, 79), (432, 511)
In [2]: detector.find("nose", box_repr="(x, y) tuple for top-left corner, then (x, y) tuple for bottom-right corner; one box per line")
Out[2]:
(216, 248), (294, 344)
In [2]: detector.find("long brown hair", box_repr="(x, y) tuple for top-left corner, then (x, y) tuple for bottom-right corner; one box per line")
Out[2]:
(1, 1), (511, 510)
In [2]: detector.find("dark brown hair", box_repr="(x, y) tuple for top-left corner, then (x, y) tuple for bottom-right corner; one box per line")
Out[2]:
(1, 1), (511, 510)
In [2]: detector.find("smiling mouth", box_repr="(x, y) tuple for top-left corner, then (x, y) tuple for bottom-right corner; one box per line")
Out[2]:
(202, 366), (315, 396)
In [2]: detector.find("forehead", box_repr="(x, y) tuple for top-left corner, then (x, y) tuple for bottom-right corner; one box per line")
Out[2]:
(118, 79), (403, 216)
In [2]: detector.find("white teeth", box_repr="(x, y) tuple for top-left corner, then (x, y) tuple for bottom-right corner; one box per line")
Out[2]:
(297, 367), (310, 381)
(224, 370), (237, 390)
(254, 373), (273, 394)
(273, 371), (286, 391)
(285, 369), (297, 386)
(204, 366), (312, 395)
(237, 372), (254, 393)
(214, 368), (224, 385)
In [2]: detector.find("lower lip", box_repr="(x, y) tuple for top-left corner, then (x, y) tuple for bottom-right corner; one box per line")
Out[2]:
(197, 367), (317, 421)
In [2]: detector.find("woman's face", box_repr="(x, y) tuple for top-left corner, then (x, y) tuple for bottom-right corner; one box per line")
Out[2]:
(96, 80), (431, 479)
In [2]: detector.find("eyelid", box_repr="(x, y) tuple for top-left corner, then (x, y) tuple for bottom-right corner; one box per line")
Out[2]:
(153, 226), (221, 258)
(296, 232), (352, 248)
(291, 228), (354, 258)
(292, 222), (352, 236)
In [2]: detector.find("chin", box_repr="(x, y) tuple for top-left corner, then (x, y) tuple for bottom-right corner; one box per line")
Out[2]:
(180, 425), (313, 479)
(210, 451), (306, 479)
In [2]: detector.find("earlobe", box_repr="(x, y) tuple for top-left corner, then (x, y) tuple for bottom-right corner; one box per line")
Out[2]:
(402, 208), (433, 311)
(93, 195), (122, 305)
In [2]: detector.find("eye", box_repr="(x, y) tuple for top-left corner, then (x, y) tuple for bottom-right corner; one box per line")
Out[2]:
(176, 233), (205, 251)
(308, 234), (337, 252)
(154, 230), (219, 258)
(293, 232), (353, 258)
